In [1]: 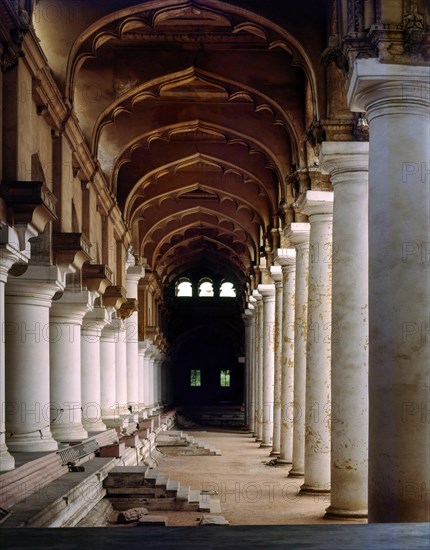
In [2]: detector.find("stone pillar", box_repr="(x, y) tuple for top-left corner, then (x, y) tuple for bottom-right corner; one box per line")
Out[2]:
(49, 291), (92, 443)
(0, 243), (26, 470)
(81, 307), (109, 432)
(137, 341), (148, 415)
(5, 265), (63, 452)
(285, 224), (310, 477)
(270, 266), (283, 456)
(100, 321), (119, 428)
(348, 60), (430, 522)
(320, 142), (369, 518)
(248, 302), (256, 434)
(112, 317), (129, 424)
(275, 248), (296, 465)
(243, 308), (254, 432)
(125, 266), (145, 411)
(252, 291), (263, 442)
(258, 284), (276, 448)
(298, 191), (333, 494)
(143, 349), (151, 412)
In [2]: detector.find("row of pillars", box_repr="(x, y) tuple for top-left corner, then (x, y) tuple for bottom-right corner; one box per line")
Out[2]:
(0, 264), (166, 471)
(244, 60), (429, 523)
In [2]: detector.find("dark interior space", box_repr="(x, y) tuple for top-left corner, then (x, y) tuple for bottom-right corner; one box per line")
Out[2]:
(165, 271), (245, 415)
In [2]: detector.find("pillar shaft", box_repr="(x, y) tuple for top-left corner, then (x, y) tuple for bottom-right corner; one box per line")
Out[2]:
(0, 245), (25, 470)
(276, 249), (296, 465)
(5, 266), (63, 452)
(125, 266), (144, 411)
(321, 142), (369, 518)
(81, 307), (109, 432)
(285, 224), (310, 477)
(258, 284), (276, 448)
(113, 318), (129, 420)
(49, 292), (91, 442)
(348, 60), (430, 522)
(100, 323), (118, 427)
(252, 292), (263, 442)
(270, 267), (283, 455)
(299, 191), (333, 494)
(243, 309), (255, 432)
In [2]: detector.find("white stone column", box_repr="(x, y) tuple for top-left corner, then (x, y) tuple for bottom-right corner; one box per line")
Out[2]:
(5, 265), (63, 452)
(320, 142), (369, 518)
(285, 223), (310, 477)
(243, 308), (254, 432)
(298, 191), (333, 494)
(81, 307), (109, 432)
(270, 266), (283, 456)
(147, 349), (155, 412)
(0, 242), (26, 470)
(49, 291), (92, 443)
(348, 60), (430, 522)
(125, 266), (145, 411)
(275, 248), (296, 465)
(248, 302), (256, 434)
(143, 348), (151, 412)
(137, 340), (148, 416)
(258, 284), (276, 448)
(100, 321), (119, 428)
(112, 317), (129, 425)
(252, 291), (263, 442)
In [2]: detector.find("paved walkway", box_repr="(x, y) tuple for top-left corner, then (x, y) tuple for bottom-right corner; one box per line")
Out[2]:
(155, 427), (366, 525)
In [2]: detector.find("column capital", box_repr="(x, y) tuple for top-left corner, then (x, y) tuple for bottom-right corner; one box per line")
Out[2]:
(270, 265), (283, 285)
(320, 142), (369, 181)
(252, 289), (263, 302)
(50, 289), (94, 323)
(242, 308), (254, 323)
(348, 58), (430, 118)
(126, 265), (145, 283)
(274, 248), (296, 268)
(257, 284), (276, 299)
(295, 190), (333, 220)
(285, 222), (310, 247)
(5, 264), (64, 301)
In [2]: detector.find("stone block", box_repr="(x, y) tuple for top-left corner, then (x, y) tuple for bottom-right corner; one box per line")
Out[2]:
(99, 443), (125, 457)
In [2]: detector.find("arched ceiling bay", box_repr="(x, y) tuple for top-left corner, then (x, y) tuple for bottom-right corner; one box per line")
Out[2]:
(33, 0), (330, 286)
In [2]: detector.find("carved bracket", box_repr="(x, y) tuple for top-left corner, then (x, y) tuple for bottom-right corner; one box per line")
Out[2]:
(53, 232), (92, 271)
(102, 285), (127, 310)
(82, 263), (113, 294)
(118, 298), (138, 320)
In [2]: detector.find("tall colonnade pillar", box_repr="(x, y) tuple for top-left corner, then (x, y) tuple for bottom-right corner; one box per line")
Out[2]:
(81, 307), (109, 432)
(5, 266), (63, 451)
(49, 291), (92, 442)
(252, 291), (263, 442)
(297, 191), (333, 494)
(125, 265), (145, 412)
(348, 59), (430, 522)
(320, 141), (369, 518)
(0, 242), (25, 469)
(270, 266), (283, 456)
(257, 284), (276, 448)
(285, 223), (310, 477)
(275, 248), (296, 465)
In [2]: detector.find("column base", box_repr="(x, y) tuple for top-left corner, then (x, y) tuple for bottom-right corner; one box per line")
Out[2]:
(83, 419), (107, 433)
(324, 506), (367, 520)
(51, 424), (89, 443)
(0, 446), (15, 471)
(6, 428), (58, 453)
(288, 469), (304, 478)
(270, 450), (280, 456)
(276, 458), (292, 465)
(102, 416), (127, 430)
(259, 443), (272, 448)
(299, 483), (330, 495)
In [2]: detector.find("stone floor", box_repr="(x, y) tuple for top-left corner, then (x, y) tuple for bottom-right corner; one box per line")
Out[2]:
(155, 427), (366, 526)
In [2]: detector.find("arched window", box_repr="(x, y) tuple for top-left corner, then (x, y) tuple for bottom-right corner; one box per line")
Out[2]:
(220, 281), (236, 298)
(198, 278), (214, 297)
(176, 278), (193, 297)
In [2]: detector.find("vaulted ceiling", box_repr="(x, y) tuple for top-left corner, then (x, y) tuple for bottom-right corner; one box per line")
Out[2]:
(34, 0), (329, 287)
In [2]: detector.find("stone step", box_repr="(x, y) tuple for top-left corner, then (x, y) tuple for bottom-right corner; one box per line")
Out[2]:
(198, 494), (211, 513)
(176, 485), (190, 501)
(1, 457), (115, 528)
(188, 489), (201, 504)
(209, 499), (222, 514)
(155, 474), (169, 489)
